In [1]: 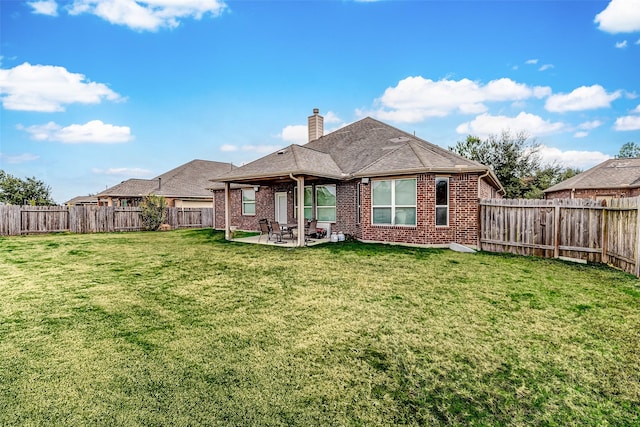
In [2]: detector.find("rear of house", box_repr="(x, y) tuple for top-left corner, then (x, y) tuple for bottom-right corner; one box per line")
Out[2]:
(213, 110), (503, 248)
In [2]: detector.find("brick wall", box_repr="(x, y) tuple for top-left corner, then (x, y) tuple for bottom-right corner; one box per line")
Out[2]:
(545, 187), (640, 200)
(213, 186), (275, 230)
(359, 173), (483, 246)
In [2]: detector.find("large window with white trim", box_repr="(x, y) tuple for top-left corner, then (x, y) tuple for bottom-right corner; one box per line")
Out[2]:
(372, 178), (416, 226)
(315, 185), (336, 221)
(242, 188), (256, 216)
(294, 186), (313, 220)
(435, 177), (449, 226)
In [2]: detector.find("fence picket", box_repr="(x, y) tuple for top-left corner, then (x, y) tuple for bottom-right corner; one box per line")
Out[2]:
(0, 206), (215, 237)
(480, 197), (640, 276)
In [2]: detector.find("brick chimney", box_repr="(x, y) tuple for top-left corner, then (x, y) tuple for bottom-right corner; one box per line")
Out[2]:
(308, 108), (324, 142)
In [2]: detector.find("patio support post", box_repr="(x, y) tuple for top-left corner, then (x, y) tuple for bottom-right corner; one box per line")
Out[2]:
(224, 182), (231, 241)
(297, 176), (305, 247)
(290, 173), (305, 247)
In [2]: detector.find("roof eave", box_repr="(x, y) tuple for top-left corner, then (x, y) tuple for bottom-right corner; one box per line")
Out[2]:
(351, 166), (491, 178)
(217, 169), (345, 183)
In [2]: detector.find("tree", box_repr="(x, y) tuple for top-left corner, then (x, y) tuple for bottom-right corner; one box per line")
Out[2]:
(450, 130), (541, 198)
(0, 170), (55, 205)
(522, 164), (582, 199)
(616, 142), (640, 158)
(450, 132), (581, 199)
(139, 194), (168, 231)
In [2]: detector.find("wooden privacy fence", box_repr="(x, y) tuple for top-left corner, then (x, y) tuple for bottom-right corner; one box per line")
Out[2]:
(480, 197), (640, 276)
(0, 206), (214, 236)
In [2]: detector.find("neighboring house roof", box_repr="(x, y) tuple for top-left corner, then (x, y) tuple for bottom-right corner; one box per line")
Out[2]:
(65, 195), (98, 205)
(217, 117), (503, 191)
(98, 159), (235, 198)
(544, 158), (640, 193)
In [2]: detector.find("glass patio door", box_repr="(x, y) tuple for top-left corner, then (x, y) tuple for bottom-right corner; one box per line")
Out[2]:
(275, 192), (288, 224)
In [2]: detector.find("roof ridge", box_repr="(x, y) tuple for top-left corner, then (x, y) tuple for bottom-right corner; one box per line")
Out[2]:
(406, 139), (430, 169)
(352, 142), (408, 176)
(290, 144), (303, 170)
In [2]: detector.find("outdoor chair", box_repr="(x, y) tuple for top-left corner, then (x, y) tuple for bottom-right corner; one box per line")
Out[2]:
(270, 221), (289, 243)
(305, 219), (318, 242)
(258, 218), (272, 242)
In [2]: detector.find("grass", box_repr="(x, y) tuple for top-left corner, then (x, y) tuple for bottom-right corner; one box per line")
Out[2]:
(1, 229), (639, 426)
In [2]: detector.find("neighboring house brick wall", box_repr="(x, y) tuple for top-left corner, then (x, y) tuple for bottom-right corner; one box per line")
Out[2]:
(546, 188), (640, 200)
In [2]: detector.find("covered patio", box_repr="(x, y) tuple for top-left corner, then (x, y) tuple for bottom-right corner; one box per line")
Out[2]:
(230, 232), (330, 247)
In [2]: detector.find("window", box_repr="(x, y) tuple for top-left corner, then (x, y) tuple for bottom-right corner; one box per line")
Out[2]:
(316, 185), (336, 221)
(242, 188), (256, 215)
(372, 178), (416, 226)
(435, 177), (449, 226)
(294, 186), (313, 219)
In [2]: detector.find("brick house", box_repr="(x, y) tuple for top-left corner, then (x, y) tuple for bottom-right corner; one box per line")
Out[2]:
(213, 110), (504, 247)
(98, 159), (235, 208)
(544, 158), (640, 202)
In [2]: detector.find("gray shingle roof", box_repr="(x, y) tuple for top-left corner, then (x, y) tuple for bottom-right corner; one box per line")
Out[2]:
(98, 159), (235, 198)
(217, 117), (500, 189)
(544, 158), (640, 193)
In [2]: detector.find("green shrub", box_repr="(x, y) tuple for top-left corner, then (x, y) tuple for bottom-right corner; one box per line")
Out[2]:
(139, 194), (168, 231)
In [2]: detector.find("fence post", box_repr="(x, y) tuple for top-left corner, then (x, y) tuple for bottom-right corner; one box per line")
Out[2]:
(601, 206), (609, 265)
(553, 203), (560, 259)
(635, 197), (640, 277)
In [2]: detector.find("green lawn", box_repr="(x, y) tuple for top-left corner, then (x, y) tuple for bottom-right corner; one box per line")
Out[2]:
(1, 229), (639, 426)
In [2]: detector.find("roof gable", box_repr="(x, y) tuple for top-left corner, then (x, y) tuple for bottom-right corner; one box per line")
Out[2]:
(218, 116), (499, 189)
(214, 145), (344, 182)
(545, 158), (640, 193)
(99, 159), (234, 198)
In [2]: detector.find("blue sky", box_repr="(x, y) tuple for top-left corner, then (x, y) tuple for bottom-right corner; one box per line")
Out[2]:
(1, 0), (639, 203)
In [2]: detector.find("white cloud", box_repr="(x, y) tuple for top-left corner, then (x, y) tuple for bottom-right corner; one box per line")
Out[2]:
(539, 64), (554, 71)
(595, 0), (640, 33)
(324, 111), (342, 124)
(21, 120), (133, 143)
(614, 114), (640, 130)
(456, 112), (565, 138)
(220, 144), (237, 152)
(545, 85), (621, 112)
(573, 131), (589, 138)
(0, 62), (122, 112)
(28, 0), (58, 16)
(368, 76), (551, 123)
(578, 120), (604, 130)
(525, 59), (539, 65)
(0, 152), (40, 164)
(281, 124), (308, 144)
(633, 104), (640, 113)
(67, 0), (227, 31)
(537, 145), (612, 169)
(616, 40), (628, 48)
(92, 167), (151, 177)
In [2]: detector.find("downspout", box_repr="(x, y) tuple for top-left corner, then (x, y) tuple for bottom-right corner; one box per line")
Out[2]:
(477, 170), (490, 198)
(290, 173), (305, 247)
(224, 182), (231, 241)
(477, 170), (491, 251)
